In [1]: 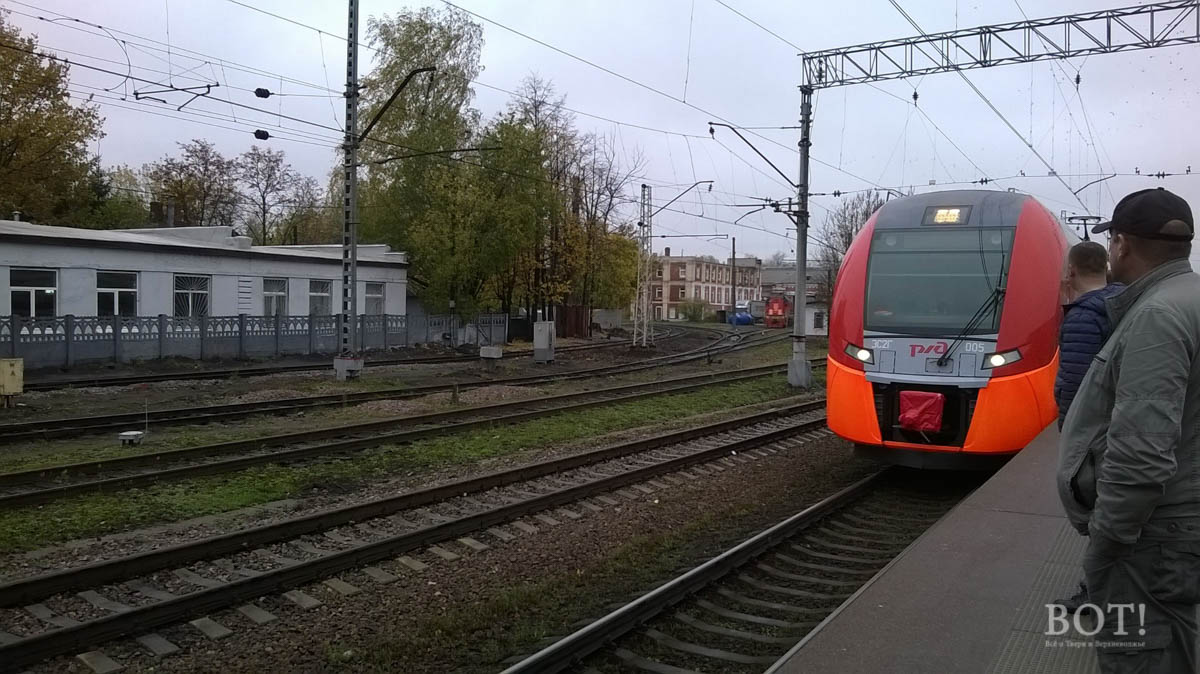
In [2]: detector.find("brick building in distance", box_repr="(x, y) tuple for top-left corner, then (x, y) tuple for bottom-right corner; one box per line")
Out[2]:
(648, 247), (762, 320)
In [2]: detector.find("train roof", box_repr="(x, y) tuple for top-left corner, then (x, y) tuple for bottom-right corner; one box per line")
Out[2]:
(872, 189), (1039, 230)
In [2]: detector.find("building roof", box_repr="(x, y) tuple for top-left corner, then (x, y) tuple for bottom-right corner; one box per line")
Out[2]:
(0, 220), (407, 267)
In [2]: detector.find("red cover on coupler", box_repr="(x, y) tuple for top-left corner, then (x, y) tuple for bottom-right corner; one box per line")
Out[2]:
(898, 391), (945, 432)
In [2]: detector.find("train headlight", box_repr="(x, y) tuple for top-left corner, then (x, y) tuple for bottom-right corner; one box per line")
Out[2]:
(982, 349), (1022, 369)
(844, 343), (874, 365)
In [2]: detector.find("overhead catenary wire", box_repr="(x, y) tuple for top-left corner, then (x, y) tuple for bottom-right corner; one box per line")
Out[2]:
(886, 0), (1090, 213)
(7, 2), (341, 95)
(0, 40), (343, 135)
(31, 1), (846, 248)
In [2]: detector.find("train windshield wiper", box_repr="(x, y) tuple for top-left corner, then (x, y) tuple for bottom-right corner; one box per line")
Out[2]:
(936, 287), (1004, 367)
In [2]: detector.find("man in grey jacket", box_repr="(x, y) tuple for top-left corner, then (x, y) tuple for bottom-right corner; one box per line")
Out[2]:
(1058, 187), (1200, 673)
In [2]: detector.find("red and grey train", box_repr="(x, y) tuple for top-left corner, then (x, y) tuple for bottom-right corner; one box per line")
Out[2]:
(826, 189), (1078, 469)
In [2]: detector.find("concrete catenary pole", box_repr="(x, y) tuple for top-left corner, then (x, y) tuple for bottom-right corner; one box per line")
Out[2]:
(789, 87), (814, 388)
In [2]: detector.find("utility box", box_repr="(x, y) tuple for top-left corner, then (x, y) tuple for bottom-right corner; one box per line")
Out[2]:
(533, 321), (555, 363)
(1, 358), (22, 407)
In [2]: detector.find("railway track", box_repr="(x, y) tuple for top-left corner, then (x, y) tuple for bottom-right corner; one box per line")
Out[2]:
(0, 359), (807, 508)
(21, 325), (693, 392)
(2, 327), (769, 443)
(501, 469), (972, 673)
(0, 399), (831, 673)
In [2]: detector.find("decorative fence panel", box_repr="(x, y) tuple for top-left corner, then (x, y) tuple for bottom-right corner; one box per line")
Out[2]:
(1, 313), (505, 370)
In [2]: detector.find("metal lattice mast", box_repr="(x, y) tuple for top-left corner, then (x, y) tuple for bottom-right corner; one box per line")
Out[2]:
(633, 184), (653, 347)
(787, 0), (1200, 389)
(339, 0), (360, 360)
(802, 1), (1200, 88)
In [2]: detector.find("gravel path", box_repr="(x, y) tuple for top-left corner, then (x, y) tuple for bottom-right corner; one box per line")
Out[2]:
(28, 429), (873, 674)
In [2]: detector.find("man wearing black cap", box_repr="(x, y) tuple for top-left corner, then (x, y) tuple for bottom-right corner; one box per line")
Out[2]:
(1058, 187), (1200, 673)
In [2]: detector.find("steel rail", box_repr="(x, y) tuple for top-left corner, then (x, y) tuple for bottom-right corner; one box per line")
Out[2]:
(1, 327), (758, 441)
(0, 411), (831, 672)
(498, 469), (892, 673)
(0, 363), (806, 507)
(0, 400), (824, 607)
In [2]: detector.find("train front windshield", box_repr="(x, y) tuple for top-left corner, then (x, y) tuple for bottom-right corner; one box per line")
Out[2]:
(864, 227), (1014, 336)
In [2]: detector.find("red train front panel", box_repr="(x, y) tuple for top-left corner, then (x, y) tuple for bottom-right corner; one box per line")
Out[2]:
(825, 190), (1071, 468)
(764, 296), (790, 328)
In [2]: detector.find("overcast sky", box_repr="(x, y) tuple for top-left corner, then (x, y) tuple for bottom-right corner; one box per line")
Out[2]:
(11, 0), (1200, 262)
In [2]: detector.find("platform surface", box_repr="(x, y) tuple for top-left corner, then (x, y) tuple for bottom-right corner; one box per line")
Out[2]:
(768, 425), (1100, 674)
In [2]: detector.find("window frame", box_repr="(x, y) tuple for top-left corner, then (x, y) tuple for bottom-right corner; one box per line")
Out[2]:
(263, 278), (288, 317)
(364, 282), (385, 315)
(173, 274), (210, 318)
(96, 271), (138, 318)
(9, 268), (58, 318)
(308, 279), (333, 315)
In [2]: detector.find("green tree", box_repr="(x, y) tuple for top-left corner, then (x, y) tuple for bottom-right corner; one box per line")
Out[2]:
(237, 145), (299, 244)
(358, 6), (483, 254)
(83, 165), (150, 229)
(0, 14), (103, 224)
(143, 140), (239, 227)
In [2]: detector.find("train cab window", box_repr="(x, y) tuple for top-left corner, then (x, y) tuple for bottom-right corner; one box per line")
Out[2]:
(864, 227), (1014, 336)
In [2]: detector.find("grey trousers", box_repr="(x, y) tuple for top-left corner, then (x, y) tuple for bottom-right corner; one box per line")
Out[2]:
(1084, 540), (1200, 673)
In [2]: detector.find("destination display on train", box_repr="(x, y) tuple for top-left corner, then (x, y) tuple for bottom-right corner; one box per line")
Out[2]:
(922, 205), (972, 225)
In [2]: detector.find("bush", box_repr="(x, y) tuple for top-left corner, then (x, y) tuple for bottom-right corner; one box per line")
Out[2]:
(679, 299), (710, 322)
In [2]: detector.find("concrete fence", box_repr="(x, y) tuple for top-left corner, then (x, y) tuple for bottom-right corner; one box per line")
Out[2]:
(1, 313), (508, 370)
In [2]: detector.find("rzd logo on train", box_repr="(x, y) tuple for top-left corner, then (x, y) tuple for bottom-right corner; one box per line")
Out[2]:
(910, 342), (949, 358)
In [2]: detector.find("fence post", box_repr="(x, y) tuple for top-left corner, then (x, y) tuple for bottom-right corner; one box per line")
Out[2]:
(274, 312), (282, 356)
(64, 315), (75, 368)
(8, 315), (16, 358)
(238, 313), (247, 360)
(158, 314), (167, 358)
(112, 315), (122, 364)
(383, 314), (390, 351)
(199, 315), (208, 360)
(307, 315), (315, 355)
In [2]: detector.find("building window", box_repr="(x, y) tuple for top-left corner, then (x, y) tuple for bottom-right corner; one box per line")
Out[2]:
(655, 286), (663, 299)
(309, 280), (333, 315)
(97, 271), (137, 317)
(814, 311), (826, 329)
(264, 278), (288, 316)
(677, 287), (686, 300)
(10, 268), (56, 318)
(173, 275), (210, 317)
(365, 282), (385, 314)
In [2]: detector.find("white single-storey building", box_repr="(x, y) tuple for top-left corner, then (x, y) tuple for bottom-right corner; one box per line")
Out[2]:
(0, 220), (407, 319)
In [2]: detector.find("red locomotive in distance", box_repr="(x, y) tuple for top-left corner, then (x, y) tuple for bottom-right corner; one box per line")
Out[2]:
(764, 295), (791, 328)
(826, 189), (1078, 469)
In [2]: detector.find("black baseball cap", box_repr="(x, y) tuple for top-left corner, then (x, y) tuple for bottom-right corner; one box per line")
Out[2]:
(1093, 187), (1194, 241)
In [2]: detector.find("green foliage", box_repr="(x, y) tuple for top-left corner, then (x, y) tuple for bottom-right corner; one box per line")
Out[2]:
(0, 14), (103, 224)
(679, 298), (711, 322)
(0, 375), (792, 552)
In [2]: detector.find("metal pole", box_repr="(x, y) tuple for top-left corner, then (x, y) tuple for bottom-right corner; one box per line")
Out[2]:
(730, 236), (736, 323)
(335, 0), (363, 379)
(789, 86), (814, 388)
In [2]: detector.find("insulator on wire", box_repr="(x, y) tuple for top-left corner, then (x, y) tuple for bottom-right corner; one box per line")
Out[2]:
(253, 130), (270, 140)
(254, 88), (272, 99)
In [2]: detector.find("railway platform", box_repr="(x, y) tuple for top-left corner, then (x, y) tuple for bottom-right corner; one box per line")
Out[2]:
(767, 425), (1104, 674)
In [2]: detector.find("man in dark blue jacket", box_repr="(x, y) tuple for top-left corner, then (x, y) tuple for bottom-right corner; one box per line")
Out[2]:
(1055, 241), (1126, 428)
(1053, 240), (1124, 614)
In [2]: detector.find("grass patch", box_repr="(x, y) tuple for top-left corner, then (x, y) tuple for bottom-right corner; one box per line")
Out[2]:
(0, 373), (823, 554)
(0, 339), (804, 475)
